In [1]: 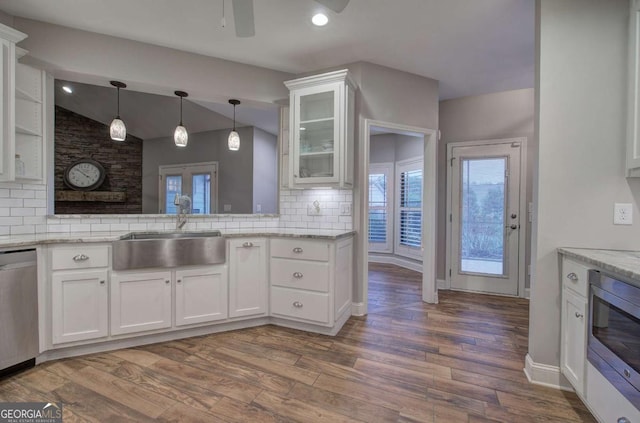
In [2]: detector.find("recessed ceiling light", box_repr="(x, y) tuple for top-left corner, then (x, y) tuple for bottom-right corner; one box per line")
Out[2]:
(312, 13), (329, 27)
(62, 85), (73, 94)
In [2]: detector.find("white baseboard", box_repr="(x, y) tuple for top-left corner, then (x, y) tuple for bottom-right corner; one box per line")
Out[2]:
(351, 302), (366, 316)
(524, 287), (530, 299)
(368, 254), (422, 272)
(524, 353), (573, 391)
(437, 279), (447, 290)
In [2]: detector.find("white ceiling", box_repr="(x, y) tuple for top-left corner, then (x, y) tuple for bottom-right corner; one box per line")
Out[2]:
(0, 0), (535, 100)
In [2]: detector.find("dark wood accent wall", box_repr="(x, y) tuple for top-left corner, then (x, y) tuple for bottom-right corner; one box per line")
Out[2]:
(54, 106), (143, 214)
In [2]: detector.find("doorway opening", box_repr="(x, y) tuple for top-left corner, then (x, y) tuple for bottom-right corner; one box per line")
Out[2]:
(445, 138), (527, 297)
(356, 119), (437, 316)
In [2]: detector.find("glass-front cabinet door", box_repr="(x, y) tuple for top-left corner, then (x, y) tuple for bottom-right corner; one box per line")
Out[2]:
(285, 69), (355, 188)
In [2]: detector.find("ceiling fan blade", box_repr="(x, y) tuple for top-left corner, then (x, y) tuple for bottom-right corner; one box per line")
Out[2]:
(232, 0), (255, 37)
(313, 0), (350, 13)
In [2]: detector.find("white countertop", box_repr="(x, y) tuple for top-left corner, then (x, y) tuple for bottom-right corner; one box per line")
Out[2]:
(558, 247), (640, 281)
(0, 228), (356, 250)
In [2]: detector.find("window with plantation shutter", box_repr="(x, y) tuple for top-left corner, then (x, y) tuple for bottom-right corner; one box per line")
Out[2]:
(368, 163), (393, 253)
(396, 159), (423, 260)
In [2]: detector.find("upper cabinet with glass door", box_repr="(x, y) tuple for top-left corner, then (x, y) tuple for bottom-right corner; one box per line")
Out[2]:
(284, 69), (355, 188)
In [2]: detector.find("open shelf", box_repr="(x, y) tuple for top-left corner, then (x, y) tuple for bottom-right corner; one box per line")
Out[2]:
(300, 117), (334, 125)
(300, 151), (334, 157)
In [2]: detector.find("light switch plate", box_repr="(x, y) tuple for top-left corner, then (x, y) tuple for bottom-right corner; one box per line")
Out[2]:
(339, 202), (352, 216)
(614, 203), (633, 225)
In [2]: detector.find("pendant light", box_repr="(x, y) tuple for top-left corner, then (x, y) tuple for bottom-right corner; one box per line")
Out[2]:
(228, 99), (240, 151)
(174, 91), (189, 147)
(109, 81), (127, 141)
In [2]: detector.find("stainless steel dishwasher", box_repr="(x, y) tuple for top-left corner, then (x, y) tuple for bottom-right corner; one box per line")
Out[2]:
(0, 248), (38, 377)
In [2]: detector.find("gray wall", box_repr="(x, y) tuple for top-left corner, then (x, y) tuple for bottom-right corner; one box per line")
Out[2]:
(438, 88), (535, 285)
(370, 134), (396, 164)
(252, 127), (278, 214)
(142, 126), (255, 214)
(531, 0), (640, 368)
(13, 18), (292, 105)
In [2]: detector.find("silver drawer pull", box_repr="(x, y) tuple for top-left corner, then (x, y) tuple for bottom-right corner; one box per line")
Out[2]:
(293, 272), (303, 279)
(242, 241), (253, 248)
(293, 301), (303, 308)
(617, 418), (630, 423)
(293, 247), (303, 254)
(566, 272), (578, 281)
(73, 254), (89, 262)
(177, 279), (182, 284)
(575, 312), (584, 319)
(165, 280), (170, 284)
(100, 280), (105, 285)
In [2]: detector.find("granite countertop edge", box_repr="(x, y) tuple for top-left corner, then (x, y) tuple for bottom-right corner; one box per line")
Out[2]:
(558, 247), (640, 281)
(0, 229), (357, 249)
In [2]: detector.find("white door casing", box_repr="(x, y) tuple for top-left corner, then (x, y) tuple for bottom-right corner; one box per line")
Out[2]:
(447, 139), (526, 296)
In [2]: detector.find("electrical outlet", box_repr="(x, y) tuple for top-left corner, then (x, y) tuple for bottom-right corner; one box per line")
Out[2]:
(223, 204), (232, 212)
(307, 200), (321, 216)
(256, 204), (261, 212)
(614, 203), (633, 225)
(339, 202), (352, 216)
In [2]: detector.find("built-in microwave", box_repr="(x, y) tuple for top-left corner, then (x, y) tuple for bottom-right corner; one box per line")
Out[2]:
(588, 269), (640, 409)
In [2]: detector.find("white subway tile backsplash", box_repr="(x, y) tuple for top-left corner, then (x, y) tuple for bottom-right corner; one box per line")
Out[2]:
(0, 217), (23, 226)
(11, 225), (35, 235)
(23, 216), (46, 225)
(0, 189), (9, 197)
(48, 224), (70, 233)
(0, 226), (9, 236)
(11, 208), (35, 217)
(10, 189), (35, 199)
(24, 199), (47, 208)
(109, 224), (129, 231)
(69, 224), (91, 233)
(90, 224), (110, 232)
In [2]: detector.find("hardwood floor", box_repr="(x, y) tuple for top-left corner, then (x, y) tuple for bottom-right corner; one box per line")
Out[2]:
(0, 263), (595, 422)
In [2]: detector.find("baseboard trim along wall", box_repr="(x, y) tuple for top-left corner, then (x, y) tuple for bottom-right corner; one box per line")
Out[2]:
(437, 279), (447, 290)
(524, 353), (573, 391)
(368, 254), (422, 273)
(351, 302), (366, 316)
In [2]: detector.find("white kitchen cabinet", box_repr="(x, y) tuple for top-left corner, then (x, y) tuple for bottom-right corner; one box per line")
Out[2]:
(279, 104), (290, 189)
(175, 266), (228, 326)
(0, 23), (27, 181)
(14, 63), (48, 182)
(228, 238), (268, 318)
(270, 236), (353, 329)
(111, 270), (172, 335)
(51, 269), (108, 344)
(284, 69), (355, 188)
(629, 0), (640, 175)
(559, 256), (590, 397)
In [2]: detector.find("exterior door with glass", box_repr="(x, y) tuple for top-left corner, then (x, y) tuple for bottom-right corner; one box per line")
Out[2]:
(449, 143), (522, 296)
(159, 162), (217, 214)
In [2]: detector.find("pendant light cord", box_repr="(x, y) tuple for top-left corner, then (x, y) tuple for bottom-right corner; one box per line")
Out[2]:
(233, 103), (236, 131)
(116, 87), (120, 118)
(180, 96), (183, 126)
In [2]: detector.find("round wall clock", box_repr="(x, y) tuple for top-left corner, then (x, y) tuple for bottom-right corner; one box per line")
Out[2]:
(63, 159), (106, 191)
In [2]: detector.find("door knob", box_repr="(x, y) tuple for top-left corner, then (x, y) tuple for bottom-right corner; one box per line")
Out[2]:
(506, 224), (518, 230)
(511, 213), (517, 219)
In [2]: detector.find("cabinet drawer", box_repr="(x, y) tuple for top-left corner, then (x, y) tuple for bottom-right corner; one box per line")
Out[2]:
(561, 257), (590, 297)
(271, 258), (329, 292)
(271, 239), (329, 262)
(271, 286), (330, 324)
(51, 245), (109, 270)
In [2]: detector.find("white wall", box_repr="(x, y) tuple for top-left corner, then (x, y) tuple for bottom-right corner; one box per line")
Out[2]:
(531, 0), (640, 369)
(438, 89), (535, 284)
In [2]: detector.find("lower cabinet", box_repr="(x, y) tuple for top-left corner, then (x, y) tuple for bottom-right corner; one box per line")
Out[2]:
(228, 238), (268, 318)
(52, 269), (108, 344)
(560, 287), (587, 396)
(111, 270), (172, 335)
(175, 266), (228, 326)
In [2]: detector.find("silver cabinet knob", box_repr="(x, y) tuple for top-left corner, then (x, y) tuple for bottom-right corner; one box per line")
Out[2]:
(177, 279), (182, 284)
(293, 247), (303, 254)
(506, 224), (518, 230)
(165, 280), (170, 284)
(73, 254), (89, 262)
(617, 418), (630, 423)
(575, 312), (584, 319)
(100, 280), (105, 285)
(242, 241), (253, 248)
(293, 301), (303, 308)
(566, 272), (578, 281)
(293, 272), (303, 279)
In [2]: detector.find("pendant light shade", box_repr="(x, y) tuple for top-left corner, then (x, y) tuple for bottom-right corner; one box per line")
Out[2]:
(228, 99), (241, 151)
(110, 81), (127, 141)
(174, 91), (189, 147)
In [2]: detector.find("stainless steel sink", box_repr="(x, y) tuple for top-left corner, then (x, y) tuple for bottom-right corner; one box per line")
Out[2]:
(113, 231), (225, 270)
